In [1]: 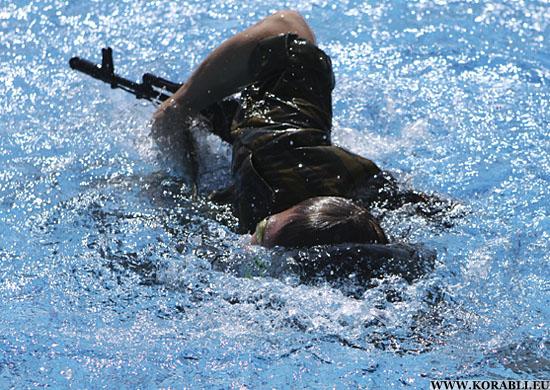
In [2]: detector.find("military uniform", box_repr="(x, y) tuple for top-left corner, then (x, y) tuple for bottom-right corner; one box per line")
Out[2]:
(208, 34), (385, 233)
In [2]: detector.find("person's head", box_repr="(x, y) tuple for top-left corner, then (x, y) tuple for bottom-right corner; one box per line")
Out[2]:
(251, 196), (388, 248)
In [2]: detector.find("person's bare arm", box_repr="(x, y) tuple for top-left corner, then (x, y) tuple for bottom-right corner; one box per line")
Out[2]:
(151, 10), (315, 135)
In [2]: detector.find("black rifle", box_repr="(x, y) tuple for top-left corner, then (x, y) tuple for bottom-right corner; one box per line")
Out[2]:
(69, 47), (240, 196)
(69, 47), (205, 192)
(69, 47), (181, 104)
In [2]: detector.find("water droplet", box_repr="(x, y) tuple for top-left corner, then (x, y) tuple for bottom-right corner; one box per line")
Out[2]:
(60, 368), (73, 380)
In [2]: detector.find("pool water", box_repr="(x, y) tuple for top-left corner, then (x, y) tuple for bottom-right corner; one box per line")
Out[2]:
(1, 0), (548, 387)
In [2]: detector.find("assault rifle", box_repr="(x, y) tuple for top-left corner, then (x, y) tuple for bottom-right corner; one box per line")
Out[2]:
(69, 47), (240, 196)
(70, 47), (205, 194)
(69, 47), (181, 104)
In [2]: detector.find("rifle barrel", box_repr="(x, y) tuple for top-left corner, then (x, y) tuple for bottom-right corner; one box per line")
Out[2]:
(70, 56), (143, 91)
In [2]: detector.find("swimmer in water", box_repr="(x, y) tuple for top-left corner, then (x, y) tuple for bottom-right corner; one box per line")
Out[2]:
(152, 10), (447, 250)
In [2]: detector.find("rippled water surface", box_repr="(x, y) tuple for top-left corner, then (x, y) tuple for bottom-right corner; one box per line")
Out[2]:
(1, 0), (548, 387)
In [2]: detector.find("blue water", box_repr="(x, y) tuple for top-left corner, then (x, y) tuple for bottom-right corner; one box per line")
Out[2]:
(1, 0), (548, 387)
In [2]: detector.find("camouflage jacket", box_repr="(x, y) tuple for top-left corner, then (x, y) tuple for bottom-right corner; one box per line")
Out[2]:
(209, 34), (383, 233)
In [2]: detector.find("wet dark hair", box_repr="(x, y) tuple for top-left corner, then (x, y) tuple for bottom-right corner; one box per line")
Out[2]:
(271, 196), (388, 247)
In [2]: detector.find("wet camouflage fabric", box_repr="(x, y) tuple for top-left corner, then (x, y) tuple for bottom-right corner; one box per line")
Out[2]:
(228, 34), (382, 233)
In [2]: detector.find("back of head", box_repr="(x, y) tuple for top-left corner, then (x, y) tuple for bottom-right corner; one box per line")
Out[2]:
(271, 196), (388, 247)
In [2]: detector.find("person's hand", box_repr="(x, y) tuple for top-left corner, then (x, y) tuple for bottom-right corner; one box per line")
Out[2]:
(151, 100), (188, 139)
